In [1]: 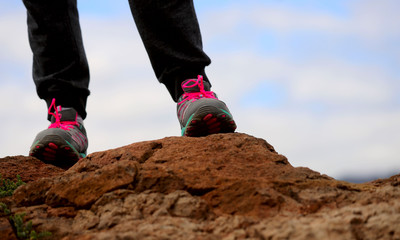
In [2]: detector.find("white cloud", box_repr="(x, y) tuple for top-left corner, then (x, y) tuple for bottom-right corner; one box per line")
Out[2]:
(237, 107), (400, 177)
(199, 0), (400, 178)
(287, 59), (395, 106)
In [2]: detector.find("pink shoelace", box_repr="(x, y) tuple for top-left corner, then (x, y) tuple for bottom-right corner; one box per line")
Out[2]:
(178, 75), (217, 105)
(48, 98), (78, 131)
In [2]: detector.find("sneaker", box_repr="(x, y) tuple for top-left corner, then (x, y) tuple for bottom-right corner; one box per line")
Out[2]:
(29, 99), (88, 166)
(177, 75), (237, 136)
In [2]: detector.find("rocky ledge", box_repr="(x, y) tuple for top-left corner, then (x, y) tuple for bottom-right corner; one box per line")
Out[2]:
(1, 133), (399, 239)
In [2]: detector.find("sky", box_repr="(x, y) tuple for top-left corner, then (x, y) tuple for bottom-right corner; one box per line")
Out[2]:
(1, 0), (399, 181)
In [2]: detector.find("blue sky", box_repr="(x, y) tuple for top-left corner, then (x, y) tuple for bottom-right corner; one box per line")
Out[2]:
(1, 0), (399, 181)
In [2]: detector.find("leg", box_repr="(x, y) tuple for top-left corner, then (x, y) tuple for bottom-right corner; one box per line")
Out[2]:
(128, 0), (211, 101)
(23, 0), (90, 119)
(23, 0), (89, 165)
(128, 0), (236, 136)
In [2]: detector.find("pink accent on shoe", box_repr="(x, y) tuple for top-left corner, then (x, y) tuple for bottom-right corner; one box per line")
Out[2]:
(48, 143), (58, 149)
(48, 98), (78, 131)
(45, 147), (57, 154)
(178, 75), (217, 105)
(203, 114), (213, 121)
(72, 134), (84, 146)
(71, 131), (87, 147)
(206, 118), (217, 125)
(178, 104), (189, 117)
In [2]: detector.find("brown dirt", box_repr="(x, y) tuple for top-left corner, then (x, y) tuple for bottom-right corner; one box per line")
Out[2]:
(1, 133), (399, 239)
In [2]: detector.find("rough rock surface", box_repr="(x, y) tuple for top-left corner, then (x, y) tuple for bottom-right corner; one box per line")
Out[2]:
(0, 156), (64, 183)
(1, 133), (399, 239)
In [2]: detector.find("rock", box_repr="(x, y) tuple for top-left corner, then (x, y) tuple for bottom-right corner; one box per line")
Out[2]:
(0, 156), (64, 183)
(0, 217), (17, 240)
(45, 160), (138, 208)
(0, 133), (399, 239)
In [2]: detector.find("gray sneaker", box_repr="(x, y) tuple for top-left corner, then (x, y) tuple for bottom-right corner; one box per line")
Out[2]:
(177, 75), (237, 136)
(29, 99), (88, 167)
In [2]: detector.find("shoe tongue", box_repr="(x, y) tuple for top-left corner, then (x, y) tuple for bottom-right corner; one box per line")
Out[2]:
(181, 79), (211, 93)
(50, 108), (77, 123)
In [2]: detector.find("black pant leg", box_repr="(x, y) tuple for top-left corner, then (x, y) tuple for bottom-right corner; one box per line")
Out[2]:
(23, 0), (90, 119)
(128, 0), (211, 101)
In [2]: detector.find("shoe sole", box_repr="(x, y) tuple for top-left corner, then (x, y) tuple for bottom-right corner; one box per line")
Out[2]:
(182, 106), (237, 137)
(29, 135), (85, 168)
